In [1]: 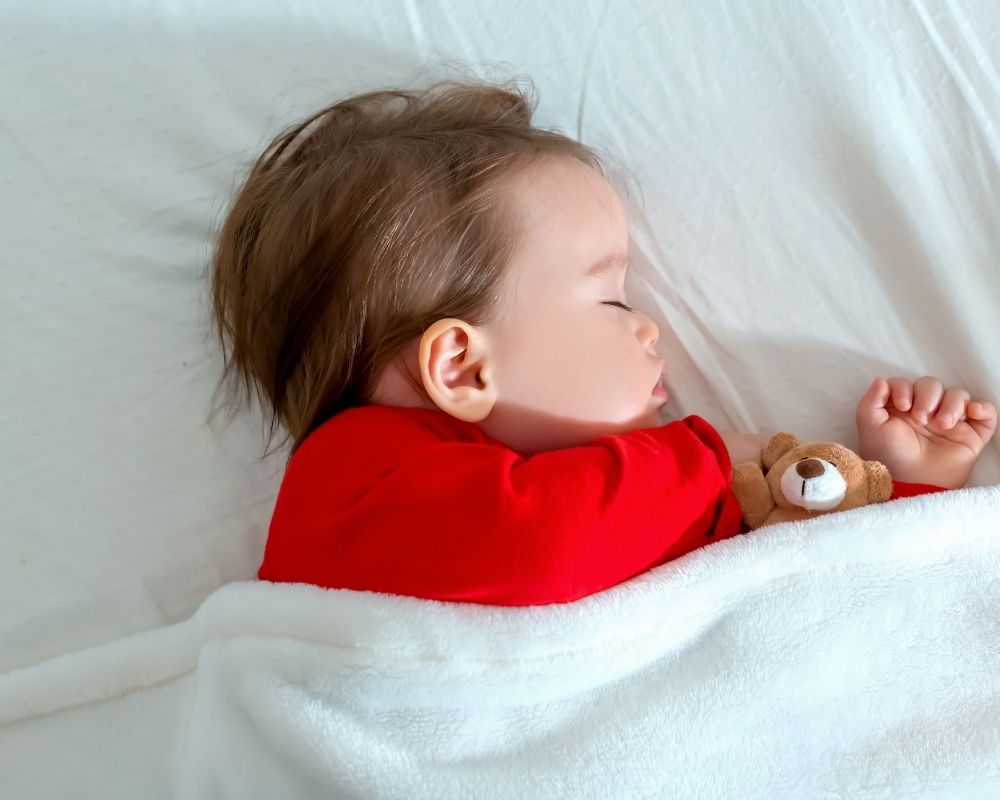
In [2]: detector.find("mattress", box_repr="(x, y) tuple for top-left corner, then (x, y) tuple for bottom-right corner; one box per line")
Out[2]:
(3, 0), (999, 673)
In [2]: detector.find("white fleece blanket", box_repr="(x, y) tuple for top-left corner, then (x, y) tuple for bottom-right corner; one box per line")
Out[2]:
(2, 486), (1000, 799)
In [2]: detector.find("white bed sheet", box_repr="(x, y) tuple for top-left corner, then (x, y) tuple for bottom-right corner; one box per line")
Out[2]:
(3, 0), (999, 672)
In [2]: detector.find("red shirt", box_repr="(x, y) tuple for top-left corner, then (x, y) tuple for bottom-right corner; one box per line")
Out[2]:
(259, 405), (945, 606)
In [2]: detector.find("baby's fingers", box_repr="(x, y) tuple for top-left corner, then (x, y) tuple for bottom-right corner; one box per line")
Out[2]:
(910, 375), (944, 424)
(932, 385), (970, 429)
(857, 377), (891, 429)
(887, 377), (914, 412)
(967, 400), (998, 444)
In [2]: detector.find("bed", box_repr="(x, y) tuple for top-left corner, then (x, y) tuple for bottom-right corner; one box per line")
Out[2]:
(3, 1), (999, 797)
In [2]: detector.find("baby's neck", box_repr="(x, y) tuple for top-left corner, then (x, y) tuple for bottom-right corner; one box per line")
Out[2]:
(368, 355), (433, 411)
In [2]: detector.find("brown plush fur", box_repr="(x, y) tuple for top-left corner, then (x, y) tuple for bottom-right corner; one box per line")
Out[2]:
(733, 433), (892, 529)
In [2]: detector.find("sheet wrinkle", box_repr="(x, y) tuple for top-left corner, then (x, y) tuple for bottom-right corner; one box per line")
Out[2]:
(820, 122), (958, 345)
(913, 0), (1000, 166)
(1, 123), (60, 192)
(575, 0), (611, 142)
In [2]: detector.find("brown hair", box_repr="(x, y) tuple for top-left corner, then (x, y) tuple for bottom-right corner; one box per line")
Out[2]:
(209, 78), (604, 457)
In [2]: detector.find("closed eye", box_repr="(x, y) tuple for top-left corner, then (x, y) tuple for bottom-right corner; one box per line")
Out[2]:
(603, 300), (634, 312)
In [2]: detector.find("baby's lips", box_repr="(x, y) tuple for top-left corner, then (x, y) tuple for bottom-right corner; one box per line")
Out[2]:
(652, 361), (669, 401)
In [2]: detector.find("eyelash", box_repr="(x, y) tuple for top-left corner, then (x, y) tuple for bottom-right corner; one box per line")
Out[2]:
(603, 300), (635, 313)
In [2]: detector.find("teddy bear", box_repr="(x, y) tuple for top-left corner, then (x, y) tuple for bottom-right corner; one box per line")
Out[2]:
(732, 432), (893, 529)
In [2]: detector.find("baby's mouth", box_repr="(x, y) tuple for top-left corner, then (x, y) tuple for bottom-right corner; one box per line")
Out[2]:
(651, 362), (668, 402)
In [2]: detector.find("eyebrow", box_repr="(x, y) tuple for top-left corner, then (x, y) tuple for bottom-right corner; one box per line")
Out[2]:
(584, 253), (629, 277)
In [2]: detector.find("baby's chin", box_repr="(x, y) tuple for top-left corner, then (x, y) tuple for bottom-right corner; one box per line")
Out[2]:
(595, 407), (659, 434)
(481, 399), (669, 454)
(634, 407), (669, 433)
(558, 408), (669, 448)
(631, 395), (670, 430)
(567, 402), (670, 441)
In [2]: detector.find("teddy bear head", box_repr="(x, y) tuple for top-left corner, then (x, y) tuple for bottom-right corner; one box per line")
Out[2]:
(761, 433), (893, 512)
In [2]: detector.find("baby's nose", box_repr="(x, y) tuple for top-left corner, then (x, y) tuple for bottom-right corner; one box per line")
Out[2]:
(636, 313), (659, 348)
(796, 458), (824, 479)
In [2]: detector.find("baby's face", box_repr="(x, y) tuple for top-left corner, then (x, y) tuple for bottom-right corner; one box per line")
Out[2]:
(479, 156), (667, 454)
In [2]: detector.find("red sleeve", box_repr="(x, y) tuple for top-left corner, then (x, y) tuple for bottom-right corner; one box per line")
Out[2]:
(890, 480), (949, 499)
(261, 414), (743, 606)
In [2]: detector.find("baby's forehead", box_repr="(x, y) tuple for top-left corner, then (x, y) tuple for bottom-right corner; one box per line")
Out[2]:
(508, 156), (622, 218)
(505, 156), (628, 277)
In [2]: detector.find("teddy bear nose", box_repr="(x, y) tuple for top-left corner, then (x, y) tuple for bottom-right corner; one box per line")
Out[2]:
(796, 458), (824, 479)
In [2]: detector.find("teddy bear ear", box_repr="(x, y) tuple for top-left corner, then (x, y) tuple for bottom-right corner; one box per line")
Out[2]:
(864, 460), (893, 502)
(762, 433), (799, 471)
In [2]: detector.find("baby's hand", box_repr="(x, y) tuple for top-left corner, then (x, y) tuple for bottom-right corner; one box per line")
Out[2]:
(856, 376), (997, 489)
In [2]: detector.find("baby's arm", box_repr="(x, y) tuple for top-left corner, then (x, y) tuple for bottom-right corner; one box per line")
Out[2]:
(268, 416), (743, 606)
(717, 431), (770, 469)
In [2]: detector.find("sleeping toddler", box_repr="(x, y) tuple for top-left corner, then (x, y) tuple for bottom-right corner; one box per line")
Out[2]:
(210, 79), (997, 605)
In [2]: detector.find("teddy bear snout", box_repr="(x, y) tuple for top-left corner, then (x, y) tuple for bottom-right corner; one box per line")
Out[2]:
(795, 458), (824, 479)
(779, 457), (848, 511)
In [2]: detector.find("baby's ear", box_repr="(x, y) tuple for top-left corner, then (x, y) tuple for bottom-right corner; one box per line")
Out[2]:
(418, 318), (497, 423)
(762, 433), (799, 471)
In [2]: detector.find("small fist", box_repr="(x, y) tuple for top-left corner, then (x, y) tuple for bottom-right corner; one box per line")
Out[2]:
(855, 375), (997, 489)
